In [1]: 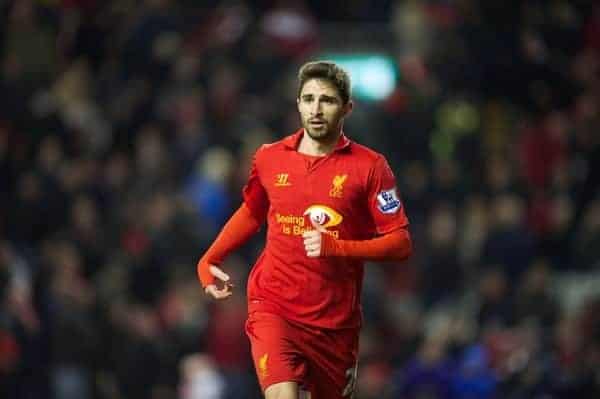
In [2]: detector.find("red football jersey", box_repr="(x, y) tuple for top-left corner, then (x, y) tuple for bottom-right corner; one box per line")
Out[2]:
(243, 129), (409, 329)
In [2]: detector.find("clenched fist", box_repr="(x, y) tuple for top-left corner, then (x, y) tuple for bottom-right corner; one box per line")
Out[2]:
(302, 217), (328, 257)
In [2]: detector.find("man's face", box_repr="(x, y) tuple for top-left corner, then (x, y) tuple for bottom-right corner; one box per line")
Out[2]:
(297, 78), (351, 142)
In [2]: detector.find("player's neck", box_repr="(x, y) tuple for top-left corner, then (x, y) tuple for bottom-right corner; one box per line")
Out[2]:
(298, 129), (341, 156)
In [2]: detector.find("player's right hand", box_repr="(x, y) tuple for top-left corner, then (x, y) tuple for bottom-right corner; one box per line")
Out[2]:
(204, 265), (234, 299)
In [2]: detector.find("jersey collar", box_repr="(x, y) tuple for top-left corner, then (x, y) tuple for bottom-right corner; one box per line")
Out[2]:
(283, 128), (351, 152)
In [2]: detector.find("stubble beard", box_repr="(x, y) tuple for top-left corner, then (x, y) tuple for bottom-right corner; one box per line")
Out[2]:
(303, 120), (339, 143)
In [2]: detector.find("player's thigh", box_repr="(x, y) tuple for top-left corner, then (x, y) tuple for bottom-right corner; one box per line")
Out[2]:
(264, 381), (299, 399)
(246, 312), (308, 392)
(263, 382), (313, 399)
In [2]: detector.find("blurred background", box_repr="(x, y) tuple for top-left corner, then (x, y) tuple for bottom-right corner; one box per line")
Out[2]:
(1, 0), (600, 398)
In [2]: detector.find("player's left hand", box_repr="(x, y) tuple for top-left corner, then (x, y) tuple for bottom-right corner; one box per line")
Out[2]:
(302, 229), (322, 257)
(303, 218), (327, 257)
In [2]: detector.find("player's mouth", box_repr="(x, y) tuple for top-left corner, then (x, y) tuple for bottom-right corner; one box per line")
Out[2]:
(309, 120), (326, 128)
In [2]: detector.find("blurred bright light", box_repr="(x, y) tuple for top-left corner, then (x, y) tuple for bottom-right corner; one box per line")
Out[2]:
(322, 54), (397, 101)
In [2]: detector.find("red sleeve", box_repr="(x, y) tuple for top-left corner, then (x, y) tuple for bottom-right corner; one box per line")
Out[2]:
(197, 203), (261, 287)
(367, 155), (409, 235)
(321, 228), (412, 262)
(242, 147), (269, 222)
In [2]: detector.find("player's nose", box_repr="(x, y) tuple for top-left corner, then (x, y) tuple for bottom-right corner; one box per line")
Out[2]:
(310, 100), (323, 115)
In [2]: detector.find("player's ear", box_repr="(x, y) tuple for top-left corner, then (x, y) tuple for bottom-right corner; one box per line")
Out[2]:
(343, 100), (353, 117)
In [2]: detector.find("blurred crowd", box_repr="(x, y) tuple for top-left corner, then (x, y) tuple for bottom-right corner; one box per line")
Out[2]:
(1, 0), (600, 398)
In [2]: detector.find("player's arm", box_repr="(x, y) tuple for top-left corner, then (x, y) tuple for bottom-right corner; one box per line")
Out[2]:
(197, 203), (263, 298)
(304, 226), (412, 261)
(198, 148), (269, 299)
(303, 154), (412, 262)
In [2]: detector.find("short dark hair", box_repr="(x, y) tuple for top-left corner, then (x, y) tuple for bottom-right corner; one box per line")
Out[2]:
(297, 61), (351, 104)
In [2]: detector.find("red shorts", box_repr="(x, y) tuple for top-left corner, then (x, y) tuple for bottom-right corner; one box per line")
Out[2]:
(245, 311), (359, 398)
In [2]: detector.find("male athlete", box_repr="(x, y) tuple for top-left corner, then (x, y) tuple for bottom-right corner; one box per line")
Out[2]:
(197, 61), (413, 398)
